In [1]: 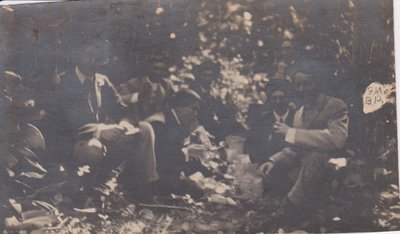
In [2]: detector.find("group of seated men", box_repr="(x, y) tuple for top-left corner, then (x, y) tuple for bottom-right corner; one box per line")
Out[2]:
(37, 54), (349, 221)
(43, 59), (241, 202)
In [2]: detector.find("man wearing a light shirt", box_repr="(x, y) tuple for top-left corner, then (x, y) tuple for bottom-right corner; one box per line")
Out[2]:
(260, 61), (349, 218)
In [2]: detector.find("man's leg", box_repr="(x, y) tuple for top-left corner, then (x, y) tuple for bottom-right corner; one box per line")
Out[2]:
(118, 121), (159, 190)
(287, 151), (329, 206)
(132, 121), (159, 185)
(263, 148), (300, 197)
(264, 162), (298, 197)
(137, 121), (159, 184)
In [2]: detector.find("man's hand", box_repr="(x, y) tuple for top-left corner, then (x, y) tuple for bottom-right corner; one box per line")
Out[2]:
(273, 122), (289, 135)
(259, 161), (275, 177)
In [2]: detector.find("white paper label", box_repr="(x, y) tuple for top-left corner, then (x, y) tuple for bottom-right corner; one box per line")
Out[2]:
(362, 82), (395, 114)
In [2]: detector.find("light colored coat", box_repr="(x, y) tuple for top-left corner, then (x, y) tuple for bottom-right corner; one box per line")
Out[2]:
(270, 94), (349, 166)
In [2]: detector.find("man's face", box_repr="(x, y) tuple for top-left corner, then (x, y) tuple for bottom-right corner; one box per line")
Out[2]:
(293, 72), (319, 103)
(80, 45), (109, 76)
(199, 69), (215, 87)
(150, 62), (169, 80)
(140, 83), (166, 116)
(271, 89), (288, 111)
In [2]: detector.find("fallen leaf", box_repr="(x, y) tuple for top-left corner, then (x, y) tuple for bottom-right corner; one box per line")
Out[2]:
(22, 123), (46, 151)
(195, 223), (217, 231)
(21, 209), (57, 228)
(73, 208), (97, 213)
(20, 171), (45, 179)
(215, 183), (231, 194)
(9, 199), (22, 214)
(77, 165), (91, 176)
(5, 167), (15, 177)
(207, 194), (238, 206)
(16, 146), (37, 159)
(189, 172), (205, 184)
(328, 158), (347, 170)
(5, 70), (21, 80)
(4, 216), (21, 229)
(389, 184), (399, 191)
(224, 174), (235, 180)
(24, 157), (47, 173)
(32, 200), (57, 214)
(380, 192), (397, 200)
(98, 214), (109, 220)
(139, 208), (154, 220)
(378, 218), (389, 227)
(105, 177), (118, 191)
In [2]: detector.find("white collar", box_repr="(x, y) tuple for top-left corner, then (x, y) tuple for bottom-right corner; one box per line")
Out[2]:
(273, 109), (289, 123)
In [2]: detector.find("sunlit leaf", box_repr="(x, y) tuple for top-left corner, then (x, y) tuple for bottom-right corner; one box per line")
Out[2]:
(24, 156), (47, 173)
(4, 70), (22, 80)
(9, 199), (22, 214)
(155, 7), (164, 15)
(20, 171), (45, 179)
(77, 165), (91, 176)
(139, 208), (154, 220)
(328, 158), (347, 170)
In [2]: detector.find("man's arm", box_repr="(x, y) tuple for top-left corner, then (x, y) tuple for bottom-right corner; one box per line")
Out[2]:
(285, 104), (349, 151)
(269, 146), (298, 167)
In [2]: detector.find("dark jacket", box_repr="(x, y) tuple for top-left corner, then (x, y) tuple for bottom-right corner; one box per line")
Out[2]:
(245, 103), (295, 164)
(43, 70), (94, 164)
(148, 109), (212, 197)
(191, 83), (243, 142)
(147, 110), (189, 193)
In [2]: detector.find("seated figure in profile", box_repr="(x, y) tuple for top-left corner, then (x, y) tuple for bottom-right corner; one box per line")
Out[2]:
(260, 61), (349, 224)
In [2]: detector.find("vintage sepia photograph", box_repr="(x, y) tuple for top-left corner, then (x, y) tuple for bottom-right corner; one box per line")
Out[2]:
(0, 0), (398, 233)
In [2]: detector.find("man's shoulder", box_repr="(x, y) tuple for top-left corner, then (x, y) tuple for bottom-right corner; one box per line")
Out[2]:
(324, 95), (347, 110)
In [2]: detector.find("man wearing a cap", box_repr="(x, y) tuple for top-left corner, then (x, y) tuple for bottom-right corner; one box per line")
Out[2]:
(246, 79), (295, 165)
(260, 61), (349, 221)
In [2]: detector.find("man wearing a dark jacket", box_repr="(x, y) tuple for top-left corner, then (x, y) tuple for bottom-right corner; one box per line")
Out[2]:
(44, 44), (159, 202)
(146, 89), (205, 197)
(190, 61), (243, 142)
(246, 79), (295, 165)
